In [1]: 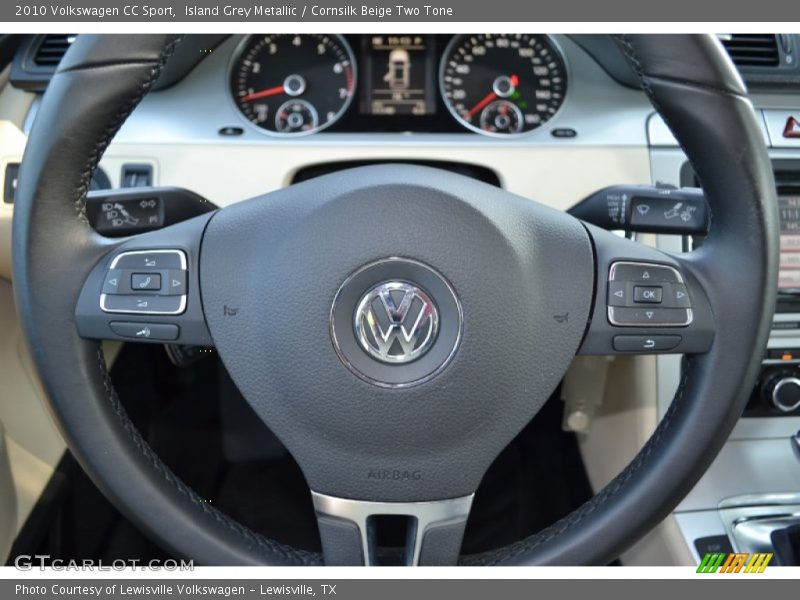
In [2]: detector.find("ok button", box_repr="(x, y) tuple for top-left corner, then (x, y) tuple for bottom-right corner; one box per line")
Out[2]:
(634, 285), (662, 303)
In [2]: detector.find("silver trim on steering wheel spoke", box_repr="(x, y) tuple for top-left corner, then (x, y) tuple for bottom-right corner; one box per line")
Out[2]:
(311, 491), (474, 566)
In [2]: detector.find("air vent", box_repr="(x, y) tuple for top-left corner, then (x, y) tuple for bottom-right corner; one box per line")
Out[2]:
(718, 34), (780, 68)
(32, 34), (76, 67)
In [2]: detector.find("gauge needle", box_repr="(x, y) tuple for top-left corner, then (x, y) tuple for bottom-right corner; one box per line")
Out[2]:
(241, 85), (285, 102)
(467, 74), (519, 118)
(467, 91), (497, 118)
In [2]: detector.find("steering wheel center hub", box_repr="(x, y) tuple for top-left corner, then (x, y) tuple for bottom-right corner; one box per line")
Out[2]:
(198, 164), (594, 501)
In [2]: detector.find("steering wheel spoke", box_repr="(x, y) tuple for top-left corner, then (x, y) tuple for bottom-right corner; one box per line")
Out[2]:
(75, 212), (214, 346)
(578, 224), (715, 356)
(312, 492), (473, 566)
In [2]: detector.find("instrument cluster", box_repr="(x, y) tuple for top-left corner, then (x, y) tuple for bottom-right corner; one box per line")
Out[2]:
(229, 34), (568, 137)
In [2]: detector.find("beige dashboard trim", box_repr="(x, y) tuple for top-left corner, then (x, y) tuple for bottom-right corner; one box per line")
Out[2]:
(138, 143), (651, 212)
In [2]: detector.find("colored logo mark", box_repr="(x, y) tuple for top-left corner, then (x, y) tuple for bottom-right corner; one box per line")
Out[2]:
(697, 552), (772, 573)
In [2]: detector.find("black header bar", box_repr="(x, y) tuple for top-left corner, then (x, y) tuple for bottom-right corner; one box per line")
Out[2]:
(3, 0), (800, 23)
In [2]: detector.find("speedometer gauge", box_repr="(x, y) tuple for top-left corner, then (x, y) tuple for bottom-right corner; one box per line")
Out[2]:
(231, 34), (356, 136)
(440, 35), (567, 136)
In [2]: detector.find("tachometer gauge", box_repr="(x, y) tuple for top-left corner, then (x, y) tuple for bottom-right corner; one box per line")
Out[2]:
(231, 34), (356, 136)
(440, 35), (567, 137)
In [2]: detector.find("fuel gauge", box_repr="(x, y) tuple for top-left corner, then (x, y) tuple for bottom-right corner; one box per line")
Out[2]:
(275, 99), (319, 134)
(479, 100), (523, 134)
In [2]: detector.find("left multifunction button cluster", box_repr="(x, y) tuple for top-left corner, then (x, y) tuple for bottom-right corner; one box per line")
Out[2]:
(98, 250), (187, 342)
(100, 250), (187, 315)
(76, 207), (213, 346)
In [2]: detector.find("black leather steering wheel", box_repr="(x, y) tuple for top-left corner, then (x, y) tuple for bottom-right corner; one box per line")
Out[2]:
(12, 34), (778, 565)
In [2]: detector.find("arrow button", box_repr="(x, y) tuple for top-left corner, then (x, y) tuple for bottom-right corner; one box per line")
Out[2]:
(672, 284), (691, 308)
(613, 335), (682, 353)
(607, 281), (629, 306)
(608, 307), (692, 327)
(609, 262), (682, 284)
(102, 269), (123, 294)
(165, 270), (187, 296)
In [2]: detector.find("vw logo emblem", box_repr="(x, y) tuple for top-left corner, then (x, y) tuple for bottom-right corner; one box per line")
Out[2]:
(354, 281), (439, 364)
(330, 258), (461, 387)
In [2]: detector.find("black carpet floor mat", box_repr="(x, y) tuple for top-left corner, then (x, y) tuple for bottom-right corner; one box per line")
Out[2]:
(9, 343), (593, 561)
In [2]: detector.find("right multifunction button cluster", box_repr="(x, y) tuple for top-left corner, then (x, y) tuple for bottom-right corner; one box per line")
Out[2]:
(607, 261), (693, 352)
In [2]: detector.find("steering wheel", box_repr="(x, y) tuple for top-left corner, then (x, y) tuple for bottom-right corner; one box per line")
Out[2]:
(12, 34), (778, 565)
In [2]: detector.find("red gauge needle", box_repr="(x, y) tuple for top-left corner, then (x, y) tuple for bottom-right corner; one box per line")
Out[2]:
(467, 91), (497, 118)
(467, 74), (519, 118)
(241, 85), (285, 102)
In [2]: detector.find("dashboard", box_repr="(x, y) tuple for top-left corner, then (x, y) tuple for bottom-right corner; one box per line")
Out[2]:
(227, 34), (568, 136)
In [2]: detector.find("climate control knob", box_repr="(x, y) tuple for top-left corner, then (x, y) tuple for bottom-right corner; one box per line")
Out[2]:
(770, 377), (800, 413)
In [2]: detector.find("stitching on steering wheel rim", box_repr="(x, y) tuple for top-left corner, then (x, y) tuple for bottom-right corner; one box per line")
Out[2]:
(460, 355), (694, 565)
(70, 36), (182, 221)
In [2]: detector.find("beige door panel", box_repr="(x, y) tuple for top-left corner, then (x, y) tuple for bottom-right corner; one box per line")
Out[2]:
(569, 354), (694, 565)
(0, 277), (121, 555)
(0, 278), (64, 538)
(0, 119), (27, 283)
(0, 423), (17, 562)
